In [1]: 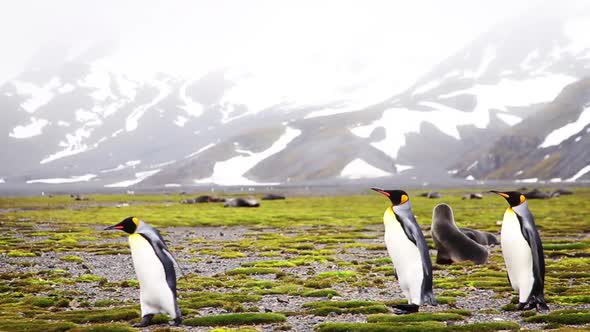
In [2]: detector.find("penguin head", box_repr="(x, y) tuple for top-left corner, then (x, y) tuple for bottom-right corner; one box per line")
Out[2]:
(104, 216), (139, 234)
(371, 187), (409, 206)
(490, 190), (526, 207)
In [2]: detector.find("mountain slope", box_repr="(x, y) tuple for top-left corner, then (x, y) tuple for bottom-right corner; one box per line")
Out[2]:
(455, 78), (590, 182)
(1, 7), (590, 189)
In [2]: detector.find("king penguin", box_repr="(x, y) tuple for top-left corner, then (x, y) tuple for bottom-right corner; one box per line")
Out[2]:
(105, 217), (183, 326)
(491, 191), (549, 311)
(371, 188), (436, 314)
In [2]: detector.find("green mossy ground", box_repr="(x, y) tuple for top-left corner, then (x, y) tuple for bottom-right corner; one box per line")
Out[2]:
(0, 189), (589, 330)
(183, 313), (286, 326)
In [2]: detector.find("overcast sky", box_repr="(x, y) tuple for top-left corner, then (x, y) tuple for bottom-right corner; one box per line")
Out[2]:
(0, 0), (576, 95)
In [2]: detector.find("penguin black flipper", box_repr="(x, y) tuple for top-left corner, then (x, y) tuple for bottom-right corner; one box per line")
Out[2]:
(153, 230), (187, 279)
(514, 211), (548, 309)
(394, 212), (437, 306)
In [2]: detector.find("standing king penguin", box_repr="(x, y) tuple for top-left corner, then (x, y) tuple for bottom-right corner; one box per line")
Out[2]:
(371, 188), (436, 314)
(105, 217), (182, 326)
(491, 191), (549, 311)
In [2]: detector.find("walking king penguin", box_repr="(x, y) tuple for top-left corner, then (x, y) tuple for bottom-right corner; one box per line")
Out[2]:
(371, 188), (436, 314)
(491, 191), (549, 311)
(105, 217), (183, 326)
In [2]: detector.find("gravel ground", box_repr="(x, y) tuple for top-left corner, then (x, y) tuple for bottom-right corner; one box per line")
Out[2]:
(2, 223), (589, 331)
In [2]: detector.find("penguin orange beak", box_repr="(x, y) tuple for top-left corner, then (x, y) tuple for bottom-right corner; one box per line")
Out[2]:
(371, 187), (390, 197)
(104, 225), (124, 230)
(489, 190), (509, 198)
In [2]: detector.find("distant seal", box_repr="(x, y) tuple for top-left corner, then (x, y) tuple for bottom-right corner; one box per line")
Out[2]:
(419, 191), (442, 199)
(462, 193), (483, 200)
(431, 203), (489, 265)
(194, 195), (226, 203)
(224, 198), (260, 207)
(261, 194), (286, 200)
(524, 189), (551, 199)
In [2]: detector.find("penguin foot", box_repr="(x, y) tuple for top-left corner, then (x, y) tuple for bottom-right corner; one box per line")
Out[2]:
(133, 314), (154, 327)
(518, 300), (549, 312)
(393, 304), (419, 314)
(537, 302), (550, 312)
(169, 317), (182, 326)
(517, 302), (536, 311)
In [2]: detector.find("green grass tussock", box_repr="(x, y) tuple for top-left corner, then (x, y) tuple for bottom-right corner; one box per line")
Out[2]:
(184, 313), (286, 326)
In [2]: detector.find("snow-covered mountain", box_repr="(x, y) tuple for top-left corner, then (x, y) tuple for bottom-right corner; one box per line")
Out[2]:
(1, 8), (589, 190)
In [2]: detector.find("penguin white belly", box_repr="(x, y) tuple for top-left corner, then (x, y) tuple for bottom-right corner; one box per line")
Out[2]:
(129, 234), (176, 317)
(501, 209), (534, 303)
(384, 219), (424, 305)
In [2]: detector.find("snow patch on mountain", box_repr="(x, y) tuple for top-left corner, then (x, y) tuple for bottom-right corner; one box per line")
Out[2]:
(179, 80), (204, 117)
(104, 169), (161, 187)
(0, 178), (5, 184)
(101, 160), (141, 173)
(26, 174), (97, 184)
(75, 109), (102, 126)
(9, 117), (50, 139)
(194, 127), (301, 185)
(113, 73), (138, 100)
(58, 83), (75, 94)
(465, 45), (495, 78)
(126, 81), (171, 132)
(13, 78), (61, 112)
(539, 106), (590, 148)
(351, 108), (421, 158)
(174, 116), (188, 127)
(340, 159), (391, 179)
(566, 164), (590, 182)
(78, 66), (115, 102)
(515, 178), (538, 183)
(496, 113), (523, 126)
(352, 76), (569, 158)
(150, 160), (176, 168)
(439, 74), (577, 122)
(40, 128), (92, 164)
(305, 105), (361, 119)
(396, 164), (414, 172)
(186, 143), (216, 158)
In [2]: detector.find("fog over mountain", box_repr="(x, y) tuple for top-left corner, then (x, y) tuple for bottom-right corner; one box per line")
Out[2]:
(1, 1), (589, 192)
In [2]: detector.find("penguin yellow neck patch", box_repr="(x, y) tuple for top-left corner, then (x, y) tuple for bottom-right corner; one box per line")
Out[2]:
(132, 217), (139, 226)
(384, 207), (396, 222)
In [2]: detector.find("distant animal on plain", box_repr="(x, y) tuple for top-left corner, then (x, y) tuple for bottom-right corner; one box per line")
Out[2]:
(261, 194), (286, 200)
(224, 198), (260, 207)
(462, 193), (483, 200)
